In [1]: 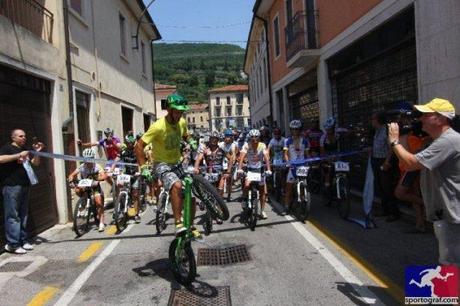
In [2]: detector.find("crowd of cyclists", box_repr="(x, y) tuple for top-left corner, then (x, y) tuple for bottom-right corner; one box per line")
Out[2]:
(67, 93), (354, 238)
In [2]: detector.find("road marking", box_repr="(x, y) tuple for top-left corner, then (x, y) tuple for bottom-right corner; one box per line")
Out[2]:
(27, 286), (59, 306)
(285, 214), (384, 305)
(78, 242), (103, 263)
(309, 219), (404, 302)
(105, 225), (117, 235)
(54, 224), (134, 306)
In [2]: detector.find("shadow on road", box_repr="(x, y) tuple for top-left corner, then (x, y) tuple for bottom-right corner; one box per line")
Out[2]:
(335, 281), (398, 305)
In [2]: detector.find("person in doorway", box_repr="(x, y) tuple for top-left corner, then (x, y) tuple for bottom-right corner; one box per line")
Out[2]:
(0, 129), (45, 254)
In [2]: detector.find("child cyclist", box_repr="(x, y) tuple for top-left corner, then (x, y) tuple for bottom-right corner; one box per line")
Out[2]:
(67, 148), (108, 232)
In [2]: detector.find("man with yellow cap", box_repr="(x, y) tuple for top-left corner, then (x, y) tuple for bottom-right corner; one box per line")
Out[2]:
(387, 98), (459, 265)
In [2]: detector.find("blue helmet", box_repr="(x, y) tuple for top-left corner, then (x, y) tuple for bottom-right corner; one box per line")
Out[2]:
(323, 117), (336, 130)
(224, 129), (233, 137)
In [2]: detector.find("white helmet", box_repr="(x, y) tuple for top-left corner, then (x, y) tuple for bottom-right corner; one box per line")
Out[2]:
(248, 129), (261, 138)
(82, 148), (96, 158)
(289, 120), (302, 129)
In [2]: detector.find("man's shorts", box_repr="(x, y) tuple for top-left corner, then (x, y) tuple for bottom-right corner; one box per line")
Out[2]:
(154, 162), (180, 192)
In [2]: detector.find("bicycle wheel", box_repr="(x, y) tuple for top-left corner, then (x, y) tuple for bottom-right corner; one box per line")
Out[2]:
(301, 182), (311, 222)
(169, 238), (196, 286)
(192, 174), (229, 221)
(249, 187), (258, 231)
(337, 176), (351, 219)
(203, 211), (213, 236)
(114, 192), (128, 232)
(155, 192), (168, 234)
(73, 198), (90, 237)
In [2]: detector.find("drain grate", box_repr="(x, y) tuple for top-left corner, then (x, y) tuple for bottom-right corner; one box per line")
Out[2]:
(197, 245), (250, 266)
(168, 286), (231, 306)
(0, 261), (32, 272)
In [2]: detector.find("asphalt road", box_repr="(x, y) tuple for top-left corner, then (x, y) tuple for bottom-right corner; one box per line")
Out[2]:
(0, 184), (439, 306)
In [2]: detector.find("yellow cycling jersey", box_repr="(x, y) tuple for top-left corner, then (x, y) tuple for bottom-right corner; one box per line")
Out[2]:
(141, 117), (188, 164)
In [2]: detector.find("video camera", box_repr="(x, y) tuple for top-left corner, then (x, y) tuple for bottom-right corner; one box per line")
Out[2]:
(385, 101), (423, 135)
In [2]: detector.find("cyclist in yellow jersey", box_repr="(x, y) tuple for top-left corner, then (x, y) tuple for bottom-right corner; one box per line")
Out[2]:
(134, 94), (199, 235)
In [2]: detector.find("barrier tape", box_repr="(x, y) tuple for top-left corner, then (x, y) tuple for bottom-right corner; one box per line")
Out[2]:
(30, 151), (139, 167)
(30, 149), (367, 169)
(274, 149), (367, 166)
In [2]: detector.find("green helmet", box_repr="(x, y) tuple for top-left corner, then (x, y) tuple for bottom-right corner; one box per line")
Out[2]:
(167, 93), (189, 111)
(125, 134), (136, 144)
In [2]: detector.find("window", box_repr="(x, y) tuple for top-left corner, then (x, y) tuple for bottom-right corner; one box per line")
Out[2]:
(121, 106), (133, 138)
(119, 13), (127, 56)
(192, 117), (195, 123)
(161, 99), (167, 110)
(258, 66), (263, 95)
(76, 90), (90, 143)
(236, 93), (243, 104)
(200, 116), (203, 122)
(141, 41), (146, 74)
(143, 113), (151, 131)
(70, 0), (82, 15)
(286, 0), (293, 23)
(237, 105), (243, 116)
(273, 16), (280, 57)
(226, 106), (232, 116)
(216, 97), (220, 105)
(226, 96), (231, 105)
(215, 107), (221, 117)
(188, 117), (191, 123)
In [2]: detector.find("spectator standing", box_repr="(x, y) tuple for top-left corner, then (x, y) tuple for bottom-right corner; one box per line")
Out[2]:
(370, 112), (399, 222)
(0, 129), (44, 254)
(388, 98), (460, 265)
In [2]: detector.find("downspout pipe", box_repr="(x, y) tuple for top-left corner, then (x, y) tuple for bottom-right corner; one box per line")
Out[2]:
(62, 0), (76, 221)
(254, 14), (274, 127)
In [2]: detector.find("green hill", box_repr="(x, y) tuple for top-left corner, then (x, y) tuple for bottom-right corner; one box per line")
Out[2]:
(153, 43), (247, 102)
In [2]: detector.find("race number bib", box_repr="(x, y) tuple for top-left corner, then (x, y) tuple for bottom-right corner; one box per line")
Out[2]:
(206, 173), (220, 183)
(117, 174), (131, 185)
(78, 179), (93, 188)
(247, 171), (262, 182)
(296, 166), (309, 177)
(334, 161), (350, 172)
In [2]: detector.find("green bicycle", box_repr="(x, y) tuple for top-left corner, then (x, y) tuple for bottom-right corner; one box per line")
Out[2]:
(168, 164), (228, 285)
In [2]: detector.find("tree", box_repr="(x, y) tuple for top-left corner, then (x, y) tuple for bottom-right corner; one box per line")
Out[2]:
(205, 70), (215, 88)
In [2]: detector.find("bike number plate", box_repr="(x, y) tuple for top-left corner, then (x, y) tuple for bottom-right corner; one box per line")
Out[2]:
(78, 179), (93, 188)
(334, 161), (350, 172)
(296, 166), (309, 177)
(117, 174), (131, 185)
(247, 171), (262, 182)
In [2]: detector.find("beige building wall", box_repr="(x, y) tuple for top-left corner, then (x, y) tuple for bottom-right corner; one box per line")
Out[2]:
(68, 0), (157, 141)
(0, 0), (71, 224)
(185, 107), (209, 130)
(208, 86), (250, 131)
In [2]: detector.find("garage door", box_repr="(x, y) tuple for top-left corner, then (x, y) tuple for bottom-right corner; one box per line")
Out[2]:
(0, 65), (58, 246)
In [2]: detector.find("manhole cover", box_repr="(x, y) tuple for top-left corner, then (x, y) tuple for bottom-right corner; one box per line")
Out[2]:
(0, 261), (32, 272)
(197, 245), (250, 266)
(168, 286), (231, 306)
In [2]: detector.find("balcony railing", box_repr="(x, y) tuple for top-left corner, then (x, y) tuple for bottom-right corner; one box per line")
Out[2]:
(285, 10), (319, 62)
(0, 0), (54, 43)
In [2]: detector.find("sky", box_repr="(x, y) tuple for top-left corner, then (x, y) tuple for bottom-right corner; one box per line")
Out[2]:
(145, 0), (256, 48)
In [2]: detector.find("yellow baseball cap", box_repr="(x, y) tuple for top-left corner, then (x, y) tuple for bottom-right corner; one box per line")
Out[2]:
(414, 98), (456, 119)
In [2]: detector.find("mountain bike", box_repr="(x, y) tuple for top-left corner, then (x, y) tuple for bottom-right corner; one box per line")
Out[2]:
(168, 163), (229, 285)
(155, 185), (170, 234)
(240, 166), (267, 231)
(113, 171), (140, 232)
(324, 160), (351, 219)
(289, 159), (311, 222)
(70, 179), (101, 237)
